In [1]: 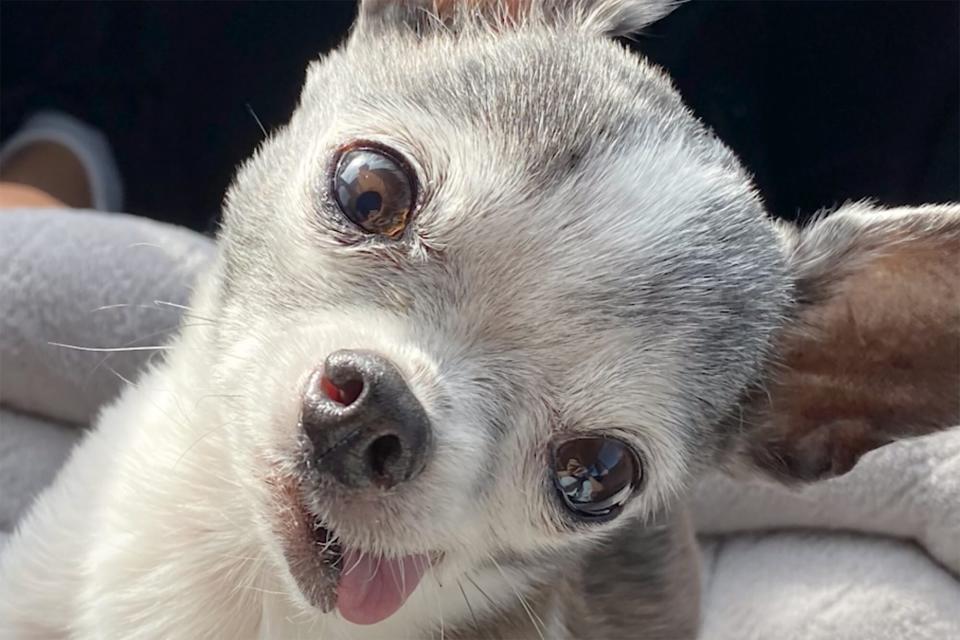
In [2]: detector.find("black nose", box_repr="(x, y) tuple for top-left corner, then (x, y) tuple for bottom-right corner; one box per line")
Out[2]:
(300, 350), (432, 490)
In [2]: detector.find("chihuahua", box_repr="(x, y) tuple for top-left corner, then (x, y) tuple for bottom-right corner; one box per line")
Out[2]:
(1, 1), (957, 638)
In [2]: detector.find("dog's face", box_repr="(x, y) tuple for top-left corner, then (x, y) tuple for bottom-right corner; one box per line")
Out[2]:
(198, 0), (958, 629)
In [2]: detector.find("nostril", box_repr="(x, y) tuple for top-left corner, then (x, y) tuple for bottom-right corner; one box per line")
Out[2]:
(367, 434), (403, 487)
(320, 374), (364, 407)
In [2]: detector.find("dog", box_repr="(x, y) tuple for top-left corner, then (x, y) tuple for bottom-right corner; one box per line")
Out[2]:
(1, 1), (957, 638)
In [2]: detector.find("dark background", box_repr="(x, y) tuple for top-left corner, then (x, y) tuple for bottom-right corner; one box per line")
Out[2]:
(2, 1), (957, 230)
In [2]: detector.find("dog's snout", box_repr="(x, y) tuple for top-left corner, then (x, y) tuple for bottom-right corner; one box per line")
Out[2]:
(300, 350), (432, 490)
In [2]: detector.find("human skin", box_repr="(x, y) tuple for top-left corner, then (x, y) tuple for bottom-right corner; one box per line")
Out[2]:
(0, 140), (92, 209)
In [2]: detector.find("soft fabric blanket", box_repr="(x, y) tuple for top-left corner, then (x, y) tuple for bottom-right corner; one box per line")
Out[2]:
(1, 209), (957, 638)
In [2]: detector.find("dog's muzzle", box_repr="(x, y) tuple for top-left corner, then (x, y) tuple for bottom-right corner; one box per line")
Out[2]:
(300, 349), (433, 490)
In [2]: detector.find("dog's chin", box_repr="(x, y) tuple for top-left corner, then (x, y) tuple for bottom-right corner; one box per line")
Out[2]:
(270, 477), (438, 626)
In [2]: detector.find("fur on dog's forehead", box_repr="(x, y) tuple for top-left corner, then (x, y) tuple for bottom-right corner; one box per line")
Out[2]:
(301, 27), (686, 176)
(219, 19), (791, 490)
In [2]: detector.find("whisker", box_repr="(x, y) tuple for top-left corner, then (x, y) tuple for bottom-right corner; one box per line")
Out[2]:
(87, 301), (213, 324)
(388, 557), (403, 600)
(86, 322), (209, 379)
(153, 300), (216, 322)
(344, 552), (365, 578)
(464, 572), (499, 611)
(192, 392), (245, 412)
(171, 420), (234, 469)
(153, 300), (194, 311)
(90, 303), (146, 312)
(48, 342), (173, 354)
(246, 103), (268, 137)
(485, 553), (545, 640)
(104, 363), (134, 387)
(431, 562), (445, 640)
(457, 579), (481, 630)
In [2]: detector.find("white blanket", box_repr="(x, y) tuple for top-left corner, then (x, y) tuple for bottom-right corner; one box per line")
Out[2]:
(1, 209), (957, 638)
(695, 431), (960, 639)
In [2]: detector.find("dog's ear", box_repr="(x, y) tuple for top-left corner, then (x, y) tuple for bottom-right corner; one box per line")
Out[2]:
(352, 0), (678, 39)
(736, 203), (960, 483)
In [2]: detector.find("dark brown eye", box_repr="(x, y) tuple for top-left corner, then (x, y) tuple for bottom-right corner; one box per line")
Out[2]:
(332, 145), (416, 238)
(552, 437), (640, 519)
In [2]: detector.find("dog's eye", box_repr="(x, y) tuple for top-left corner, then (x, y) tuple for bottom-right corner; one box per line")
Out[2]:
(332, 145), (416, 238)
(552, 437), (640, 519)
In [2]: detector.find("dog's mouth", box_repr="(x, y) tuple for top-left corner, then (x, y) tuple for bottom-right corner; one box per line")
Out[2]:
(272, 477), (435, 625)
(314, 521), (433, 625)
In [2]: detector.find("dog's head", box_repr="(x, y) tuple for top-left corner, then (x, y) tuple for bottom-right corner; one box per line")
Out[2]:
(205, 0), (959, 629)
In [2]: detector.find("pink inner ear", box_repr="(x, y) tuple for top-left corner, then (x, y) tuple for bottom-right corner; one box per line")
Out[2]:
(747, 221), (959, 483)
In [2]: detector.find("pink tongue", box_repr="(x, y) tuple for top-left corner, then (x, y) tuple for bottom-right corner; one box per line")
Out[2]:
(337, 550), (430, 625)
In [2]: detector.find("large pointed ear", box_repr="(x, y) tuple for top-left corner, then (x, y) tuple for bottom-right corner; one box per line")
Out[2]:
(738, 203), (960, 483)
(352, 0), (679, 39)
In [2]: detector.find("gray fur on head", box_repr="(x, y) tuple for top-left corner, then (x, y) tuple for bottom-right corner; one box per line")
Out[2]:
(215, 0), (792, 621)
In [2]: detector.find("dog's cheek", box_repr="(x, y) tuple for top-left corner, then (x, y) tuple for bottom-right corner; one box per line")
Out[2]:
(420, 420), (492, 529)
(210, 328), (303, 476)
